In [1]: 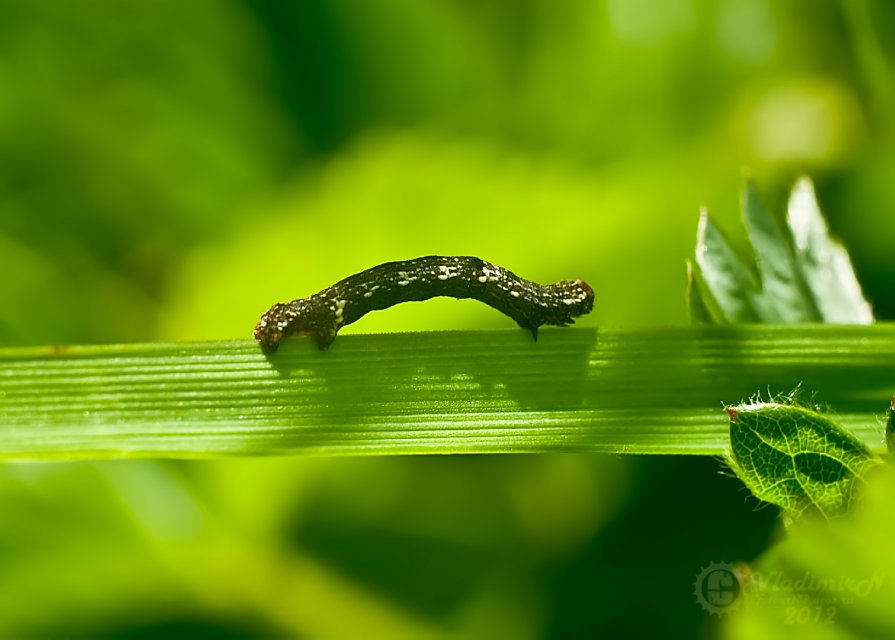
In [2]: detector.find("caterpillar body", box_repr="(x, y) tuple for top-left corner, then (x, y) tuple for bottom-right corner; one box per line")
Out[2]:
(254, 255), (594, 351)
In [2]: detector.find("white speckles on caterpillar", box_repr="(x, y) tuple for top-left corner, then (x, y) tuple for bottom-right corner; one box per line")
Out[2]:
(254, 255), (595, 351)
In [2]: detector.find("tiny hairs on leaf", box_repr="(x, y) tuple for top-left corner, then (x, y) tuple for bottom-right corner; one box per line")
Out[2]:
(254, 256), (594, 350)
(724, 393), (880, 523)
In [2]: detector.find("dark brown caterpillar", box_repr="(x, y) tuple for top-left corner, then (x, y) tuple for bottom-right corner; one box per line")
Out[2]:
(254, 256), (594, 351)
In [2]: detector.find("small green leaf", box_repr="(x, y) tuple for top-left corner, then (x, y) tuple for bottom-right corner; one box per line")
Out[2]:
(725, 395), (881, 522)
(742, 182), (816, 322)
(694, 208), (760, 322)
(686, 260), (716, 324)
(689, 176), (873, 326)
(786, 177), (875, 324)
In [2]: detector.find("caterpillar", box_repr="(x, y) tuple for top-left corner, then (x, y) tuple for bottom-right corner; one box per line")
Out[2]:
(254, 255), (594, 351)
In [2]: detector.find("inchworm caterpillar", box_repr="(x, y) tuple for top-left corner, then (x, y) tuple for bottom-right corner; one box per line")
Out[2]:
(254, 255), (594, 351)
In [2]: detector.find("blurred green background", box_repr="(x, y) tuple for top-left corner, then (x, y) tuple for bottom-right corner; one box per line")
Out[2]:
(1, 0), (893, 637)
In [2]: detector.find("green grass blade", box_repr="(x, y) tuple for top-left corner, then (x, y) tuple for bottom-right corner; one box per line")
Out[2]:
(1, 326), (893, 460)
